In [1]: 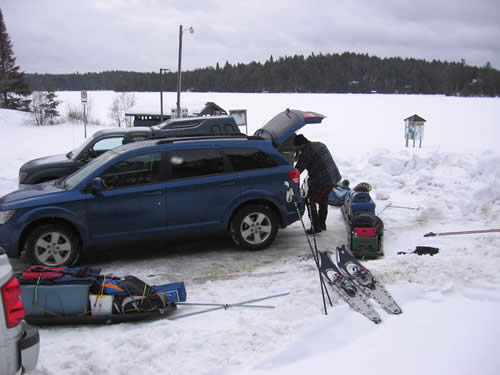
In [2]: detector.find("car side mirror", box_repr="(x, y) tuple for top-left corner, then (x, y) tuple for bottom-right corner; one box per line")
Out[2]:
(87, 177), (105, 194)
(79, 151), (90, 162)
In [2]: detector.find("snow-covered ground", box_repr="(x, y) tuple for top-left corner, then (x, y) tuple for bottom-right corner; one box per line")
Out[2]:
(1, 92), (500, 375)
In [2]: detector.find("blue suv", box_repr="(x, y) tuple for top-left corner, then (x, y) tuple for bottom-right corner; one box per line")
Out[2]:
(0, 109), (325, 267)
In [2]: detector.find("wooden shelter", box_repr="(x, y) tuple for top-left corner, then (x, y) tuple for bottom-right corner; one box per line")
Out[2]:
(404, 114), (426, 148)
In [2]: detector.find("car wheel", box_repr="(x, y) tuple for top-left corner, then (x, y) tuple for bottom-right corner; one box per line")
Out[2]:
(26, 223), (81, 267)
(231, 205), (278, 250)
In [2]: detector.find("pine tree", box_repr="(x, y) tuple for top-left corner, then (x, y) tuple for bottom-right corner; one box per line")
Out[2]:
(0, 9), (31, 110)
(44, 87), (60, 124)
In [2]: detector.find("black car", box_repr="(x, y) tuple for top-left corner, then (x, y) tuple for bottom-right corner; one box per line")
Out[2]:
(18, 116), (242, 187)
(19, 127), (153, 187)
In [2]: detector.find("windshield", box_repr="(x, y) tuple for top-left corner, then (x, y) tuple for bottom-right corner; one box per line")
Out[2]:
(63, 151), (118, 189)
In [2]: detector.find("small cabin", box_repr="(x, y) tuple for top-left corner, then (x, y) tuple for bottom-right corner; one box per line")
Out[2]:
(404, 114), (426, 148)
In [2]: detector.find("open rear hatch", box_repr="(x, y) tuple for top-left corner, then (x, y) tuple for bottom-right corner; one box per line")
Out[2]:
(254, 109), (326, 163)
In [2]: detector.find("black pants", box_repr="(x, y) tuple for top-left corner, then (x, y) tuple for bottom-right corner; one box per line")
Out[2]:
(309, 185), (333, 230)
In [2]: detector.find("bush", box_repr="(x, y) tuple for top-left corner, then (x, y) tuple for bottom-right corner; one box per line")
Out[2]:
(65, 97), (101, 125)
(30, 90), (60, 125)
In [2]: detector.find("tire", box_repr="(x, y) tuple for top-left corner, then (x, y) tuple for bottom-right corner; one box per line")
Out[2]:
(26, 223), (81, 267)
(231, 205), (278, 251)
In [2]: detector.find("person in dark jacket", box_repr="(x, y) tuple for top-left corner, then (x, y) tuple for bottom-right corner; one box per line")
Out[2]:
(294, 134), (341, 234)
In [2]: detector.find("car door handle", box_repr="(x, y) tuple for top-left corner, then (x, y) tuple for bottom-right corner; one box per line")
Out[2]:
(220, 181), (236, 187)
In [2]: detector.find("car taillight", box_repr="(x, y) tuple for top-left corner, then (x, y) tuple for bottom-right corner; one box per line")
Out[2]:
(287, 169), (300, 184)
(1, 276), (25, 328)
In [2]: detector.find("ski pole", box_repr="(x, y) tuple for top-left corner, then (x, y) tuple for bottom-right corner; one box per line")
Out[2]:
(285, 181), (332, 314)
(299, 177), (325, 278)
(300, 182), (333, 313)
(301, 178), (334, 312)
(304, 194), (332, 313)
(176, 302), (275, 309)
(424, 228), (500, 237)
(168, 292), (290, 320)
(378, 203), (419, 215)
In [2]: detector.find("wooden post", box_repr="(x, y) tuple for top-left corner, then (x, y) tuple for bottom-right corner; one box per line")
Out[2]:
(405, 121), (409, 147)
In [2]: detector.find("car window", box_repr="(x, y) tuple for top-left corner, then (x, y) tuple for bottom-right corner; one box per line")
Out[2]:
(224, 148), (277, 171)
(69, 133), (103, 159)
(224, 124), (235, 133)
(100, 152), (161, 189)
(64, 151), (118, 189)
(160, 120), (200, 129)
(92, 137), (125, 152)
(169, 149), (224, 180)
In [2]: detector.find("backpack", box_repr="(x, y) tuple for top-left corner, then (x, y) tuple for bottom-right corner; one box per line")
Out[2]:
(91, 275), (168, 314)
(352, 213), (376, 228)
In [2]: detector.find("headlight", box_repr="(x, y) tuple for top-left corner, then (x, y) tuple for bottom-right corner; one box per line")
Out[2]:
(0, 210), (15, 224)
(19, 171), (28, 183)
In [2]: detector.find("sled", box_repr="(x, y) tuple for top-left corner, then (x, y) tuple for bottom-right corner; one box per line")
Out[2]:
(329, 181), (384, 258)
(18, 266), (184, 326)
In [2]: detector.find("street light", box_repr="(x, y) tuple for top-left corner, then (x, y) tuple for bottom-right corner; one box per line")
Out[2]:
(159, 68), (169, 122)
(176, 25), (194, 118)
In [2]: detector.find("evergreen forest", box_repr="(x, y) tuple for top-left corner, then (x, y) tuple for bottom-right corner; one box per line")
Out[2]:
(25, 53), (500, 97)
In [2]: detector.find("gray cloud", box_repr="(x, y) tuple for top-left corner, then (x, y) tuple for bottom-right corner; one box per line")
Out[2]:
(1, 0), (499, 74)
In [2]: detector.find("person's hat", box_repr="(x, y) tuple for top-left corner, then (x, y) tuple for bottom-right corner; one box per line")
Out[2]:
(294, 134), (308, 146)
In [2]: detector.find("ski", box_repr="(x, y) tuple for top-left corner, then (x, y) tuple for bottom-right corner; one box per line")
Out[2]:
(318, 250), (382, 324)
(335, 245), (402, 315)
(424, 228), (500, 237)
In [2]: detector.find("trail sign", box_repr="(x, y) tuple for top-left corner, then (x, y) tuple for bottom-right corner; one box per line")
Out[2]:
(81, 90), (88, 103)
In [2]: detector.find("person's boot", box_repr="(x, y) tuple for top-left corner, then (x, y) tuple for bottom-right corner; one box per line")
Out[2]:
(307, 216), (322, 234)
(306, 227), (321, 235)
(319, 208), (327, 231)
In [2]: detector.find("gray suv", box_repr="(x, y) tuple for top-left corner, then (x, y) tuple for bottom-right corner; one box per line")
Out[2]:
(0, 247), (40, 374)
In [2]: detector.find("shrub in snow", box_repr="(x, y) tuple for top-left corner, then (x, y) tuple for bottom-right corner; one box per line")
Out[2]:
(30, 89), (61, 125)
(109, 92), (135, 127)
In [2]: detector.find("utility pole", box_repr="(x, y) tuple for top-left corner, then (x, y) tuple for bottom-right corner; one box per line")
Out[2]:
(176, 25), (194, 118)
(176, 25), (183, 118)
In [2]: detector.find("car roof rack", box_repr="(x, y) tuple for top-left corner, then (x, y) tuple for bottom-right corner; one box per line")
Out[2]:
(155, 135), (264, 144)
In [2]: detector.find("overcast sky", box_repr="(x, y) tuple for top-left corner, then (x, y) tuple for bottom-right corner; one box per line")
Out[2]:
(1, 0), (499, 74)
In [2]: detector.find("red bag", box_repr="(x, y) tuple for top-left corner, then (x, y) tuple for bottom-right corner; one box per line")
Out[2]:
(20, 266), (65, 281)
(354, 227), (376, 238)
